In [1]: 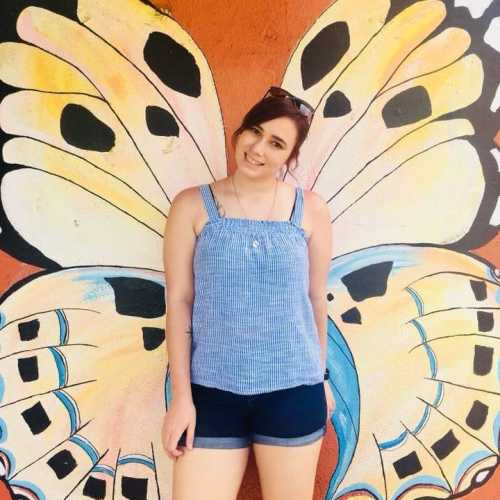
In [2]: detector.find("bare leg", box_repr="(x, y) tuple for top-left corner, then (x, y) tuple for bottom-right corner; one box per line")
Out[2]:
(172, 446), (250, 500)
(253, 437), (323, 500)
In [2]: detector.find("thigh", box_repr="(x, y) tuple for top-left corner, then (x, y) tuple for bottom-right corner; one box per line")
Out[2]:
(173, 447), (250, 500)
(253, 438), (323, 500)
(250, 383), (327, 500)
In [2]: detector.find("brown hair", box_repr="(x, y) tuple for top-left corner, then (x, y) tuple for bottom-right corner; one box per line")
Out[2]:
(231, 95), (311, 175)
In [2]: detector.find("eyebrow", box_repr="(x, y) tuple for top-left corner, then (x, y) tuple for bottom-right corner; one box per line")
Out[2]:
(255, 125), (287, 146)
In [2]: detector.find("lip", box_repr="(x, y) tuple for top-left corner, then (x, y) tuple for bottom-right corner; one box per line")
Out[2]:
(245, 152), (264, 167)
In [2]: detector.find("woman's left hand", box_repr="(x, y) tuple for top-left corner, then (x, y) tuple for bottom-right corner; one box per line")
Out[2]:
(324, 380), (335, 423)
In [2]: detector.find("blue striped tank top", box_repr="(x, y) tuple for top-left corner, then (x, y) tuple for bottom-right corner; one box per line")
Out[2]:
(190, 183), (323, 395)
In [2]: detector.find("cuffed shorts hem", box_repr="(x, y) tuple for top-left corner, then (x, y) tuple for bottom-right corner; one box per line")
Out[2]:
(191, 436), (251, 449)
(252, 425), (326, 447)
(188, 426), (326, 450)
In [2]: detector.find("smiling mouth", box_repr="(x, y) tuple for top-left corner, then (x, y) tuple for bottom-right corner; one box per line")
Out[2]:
(245, 153), (264, 166)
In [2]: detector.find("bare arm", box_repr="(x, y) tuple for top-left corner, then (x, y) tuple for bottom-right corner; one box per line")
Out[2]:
(163, 187), (198, 402)
(306, 191), (333, 373)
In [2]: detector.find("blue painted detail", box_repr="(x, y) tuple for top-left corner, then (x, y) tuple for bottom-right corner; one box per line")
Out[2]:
(70, 434), (99, 465)
(0, 375), (4, 404)
(0, 446), (15, 478)
(411, 318), (444, 410)
(454, 450), (494, 488)
(379, 430), (409, 450)
(405, 286), (424, 316)
(433, 379), (444, 407)
(493, 411), (500, 454)
(48, 347), (67, 387)
(56, 309), (69, 345)
(0, 311), (5, 329)
(70, 267), (164, 303)
(413, 404), (431, 436)
(326, 318), (361, 498)
(487, 266), (500, 284)
(380, 319), (441, 449)
(411, 320), (436, 377)
(8, 480), (46, 500)
(165, 370), (172, 409)
(92, 464), (115, 477)
(393, 474), (450, 499)
(334, 481), (383, 500)
(54, 390), (79, 434)
(0, 418), (7, 443)
(117, 454), (154, 471)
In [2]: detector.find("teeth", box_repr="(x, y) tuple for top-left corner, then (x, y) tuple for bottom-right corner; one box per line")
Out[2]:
(246, 153), (263, 166)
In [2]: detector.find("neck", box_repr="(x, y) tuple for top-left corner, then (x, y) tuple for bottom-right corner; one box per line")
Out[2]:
(231, 169), (277, 195)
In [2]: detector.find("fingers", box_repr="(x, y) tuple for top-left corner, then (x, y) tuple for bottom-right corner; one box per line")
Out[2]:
(162, 429), (185, 460)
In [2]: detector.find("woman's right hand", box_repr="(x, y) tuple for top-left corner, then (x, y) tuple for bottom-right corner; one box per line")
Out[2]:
(162, 397), (196, 460)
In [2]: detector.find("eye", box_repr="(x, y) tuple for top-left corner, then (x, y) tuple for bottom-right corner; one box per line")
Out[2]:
(272, 141), (283, 149)
(250, 126), (260, 134)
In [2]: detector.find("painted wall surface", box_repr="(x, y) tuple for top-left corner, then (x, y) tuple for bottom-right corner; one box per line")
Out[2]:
(0, 0), (498, 499)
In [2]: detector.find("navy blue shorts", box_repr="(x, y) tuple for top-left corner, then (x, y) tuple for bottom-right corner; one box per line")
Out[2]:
(177, 382), (327, 449)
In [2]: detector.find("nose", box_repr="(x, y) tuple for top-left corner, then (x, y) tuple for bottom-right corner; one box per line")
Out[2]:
(249, 136), (265, 156)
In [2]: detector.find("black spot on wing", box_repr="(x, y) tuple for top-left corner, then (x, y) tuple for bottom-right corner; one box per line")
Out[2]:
(341, 307), (361, 324)
(473, 345), (493, 375)
(393, 451), (422, 479)
(382, 86), (432, 128)
(145, 105), (179, 137)
(466, 400), (489, 430)
(47, 449), (77, 479)
(144, 32), (201, 97)
(83, 475), (107, 499)
(121, 476), (148, 500)
(431, 429), (460, 460)
(19, 319), (39, 341)
(61, 104), (115, 152)
(21, 401), (51, 435)
(327, 292), (334, 301)
(324, 91), (351, 118)
(142, 326), (165, 350)
(477, 311), (494, 332)
(18, 356), (39, 382)
(301, 22), (350, 91)
(341, 261), (393, 301)
(105, 277), (165, 318)
(470, 280), (487, 301)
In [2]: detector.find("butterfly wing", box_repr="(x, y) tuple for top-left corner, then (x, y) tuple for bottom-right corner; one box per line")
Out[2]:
(326, 245), (499, 499)
(0, 0), (226, 269)
(0, 1), (227, 498)
(281, 0), (499, 498)
(281, 0), (499, 258)
(0, 266), (170, 499)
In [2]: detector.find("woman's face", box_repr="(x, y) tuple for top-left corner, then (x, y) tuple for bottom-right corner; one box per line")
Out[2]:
(234, 116), (299, 179)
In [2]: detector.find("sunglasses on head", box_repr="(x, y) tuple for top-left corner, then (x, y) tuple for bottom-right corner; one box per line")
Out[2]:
(263, 86), (314, 124)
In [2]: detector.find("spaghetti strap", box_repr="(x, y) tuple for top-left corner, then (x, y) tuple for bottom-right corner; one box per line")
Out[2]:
(199, 184), (221, 221)
(289, 187), (304, 226)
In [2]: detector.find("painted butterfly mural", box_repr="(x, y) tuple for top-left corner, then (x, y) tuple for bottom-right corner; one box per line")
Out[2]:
(0, 0), (498, 498)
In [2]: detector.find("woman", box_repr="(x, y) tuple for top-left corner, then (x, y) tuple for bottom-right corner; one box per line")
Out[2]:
(162, 87), (334, 500)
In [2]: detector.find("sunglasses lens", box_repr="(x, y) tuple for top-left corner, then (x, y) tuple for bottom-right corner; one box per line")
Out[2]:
(264, 87), (313, 122)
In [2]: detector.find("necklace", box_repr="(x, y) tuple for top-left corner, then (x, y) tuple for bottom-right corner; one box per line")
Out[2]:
(230, 175), (278, 221)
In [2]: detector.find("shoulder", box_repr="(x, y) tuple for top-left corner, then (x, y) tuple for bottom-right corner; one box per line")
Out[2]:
(169, 184), (207, 221)
(171, 184), (203, 207)
(302, 188), (330, 217)
(165, 184), (205, 236)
